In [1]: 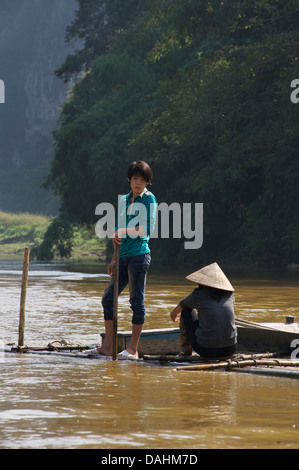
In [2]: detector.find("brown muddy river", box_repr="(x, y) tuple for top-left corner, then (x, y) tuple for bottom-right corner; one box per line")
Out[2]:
(1, 258), (299, 449)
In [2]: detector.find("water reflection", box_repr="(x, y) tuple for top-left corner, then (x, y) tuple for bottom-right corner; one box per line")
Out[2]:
(1, 259), (299, 449)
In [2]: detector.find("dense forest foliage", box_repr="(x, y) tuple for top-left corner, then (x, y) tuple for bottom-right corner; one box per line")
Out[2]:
(35, 0), (299, 267)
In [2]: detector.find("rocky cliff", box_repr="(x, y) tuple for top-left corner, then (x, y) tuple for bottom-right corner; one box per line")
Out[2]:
(0, 0), (78, 213)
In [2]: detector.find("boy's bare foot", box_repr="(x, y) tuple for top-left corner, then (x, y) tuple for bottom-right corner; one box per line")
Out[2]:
(96, 347), (113, 356)
(85, 347), (112, 356)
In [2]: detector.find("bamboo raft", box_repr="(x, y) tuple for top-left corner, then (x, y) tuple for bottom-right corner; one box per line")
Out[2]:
(8, 317), (298, 356)
(176, 355), (299, 380)
(5, 342), (299, 379)
(5, 317), (299, 379)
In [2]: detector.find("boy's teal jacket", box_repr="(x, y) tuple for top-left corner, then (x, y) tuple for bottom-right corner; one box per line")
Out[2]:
(116, 189), (157, 258)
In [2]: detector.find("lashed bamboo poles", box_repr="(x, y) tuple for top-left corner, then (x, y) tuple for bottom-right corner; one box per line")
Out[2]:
(177, 356), (299, 371)
(143, 351), (281, 363)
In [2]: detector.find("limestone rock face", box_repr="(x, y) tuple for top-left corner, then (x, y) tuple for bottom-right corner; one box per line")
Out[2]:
(0, 0), (77, 212)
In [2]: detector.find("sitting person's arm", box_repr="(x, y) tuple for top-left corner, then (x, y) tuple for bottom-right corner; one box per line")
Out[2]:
(170, 303), (182, 322)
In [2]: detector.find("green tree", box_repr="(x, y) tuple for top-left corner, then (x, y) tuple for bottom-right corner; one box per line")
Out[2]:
(39, 0), (299, 266)
(31, 216), (74, 261)
(55, 0), (151, 82)
(46, 53), (156, 224)
(128, 0), (299, 265)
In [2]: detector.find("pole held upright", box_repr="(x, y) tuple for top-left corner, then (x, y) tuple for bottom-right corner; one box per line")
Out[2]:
(18, 247), (30, 347)
(112, 245), (120, 360)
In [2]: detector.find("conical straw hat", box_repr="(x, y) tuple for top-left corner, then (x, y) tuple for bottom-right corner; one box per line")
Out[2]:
(186, 262), (234, 292)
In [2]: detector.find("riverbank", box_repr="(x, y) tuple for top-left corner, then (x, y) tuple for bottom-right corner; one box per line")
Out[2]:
(0, 210), (296, 271)
(0, 210), (106, 260)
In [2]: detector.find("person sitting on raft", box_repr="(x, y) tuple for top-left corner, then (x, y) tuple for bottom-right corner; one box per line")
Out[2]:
(170, 262), (237, 359)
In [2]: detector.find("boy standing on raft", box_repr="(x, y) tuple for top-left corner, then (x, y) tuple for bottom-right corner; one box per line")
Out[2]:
(94, 161), (157, 359)
(170, 262), (237, 359)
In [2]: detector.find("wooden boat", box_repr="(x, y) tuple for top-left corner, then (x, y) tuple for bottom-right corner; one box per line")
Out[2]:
(107, 317), (299, 356)
(234, 318), (299, 354)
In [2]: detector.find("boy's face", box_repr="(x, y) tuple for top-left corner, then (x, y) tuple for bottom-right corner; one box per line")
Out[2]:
(128, 173), (147, 196)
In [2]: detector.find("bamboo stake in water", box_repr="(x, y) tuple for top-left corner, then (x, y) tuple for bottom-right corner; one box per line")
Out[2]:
(112, 245), (120, 360)
(18, 247), (30, 347)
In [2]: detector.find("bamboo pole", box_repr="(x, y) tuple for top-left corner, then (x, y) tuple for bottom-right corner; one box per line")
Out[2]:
(12, 344), (92, 353)
(143, 351), (282, 363)
(177, 357), (299, 371)
(18, 247), (30, 347)
(112, 244), (120, 360)
(143, 354), (203, 362)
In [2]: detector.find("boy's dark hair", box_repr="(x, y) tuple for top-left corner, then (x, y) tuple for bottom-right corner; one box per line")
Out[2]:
(127, 161), (153, 185)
